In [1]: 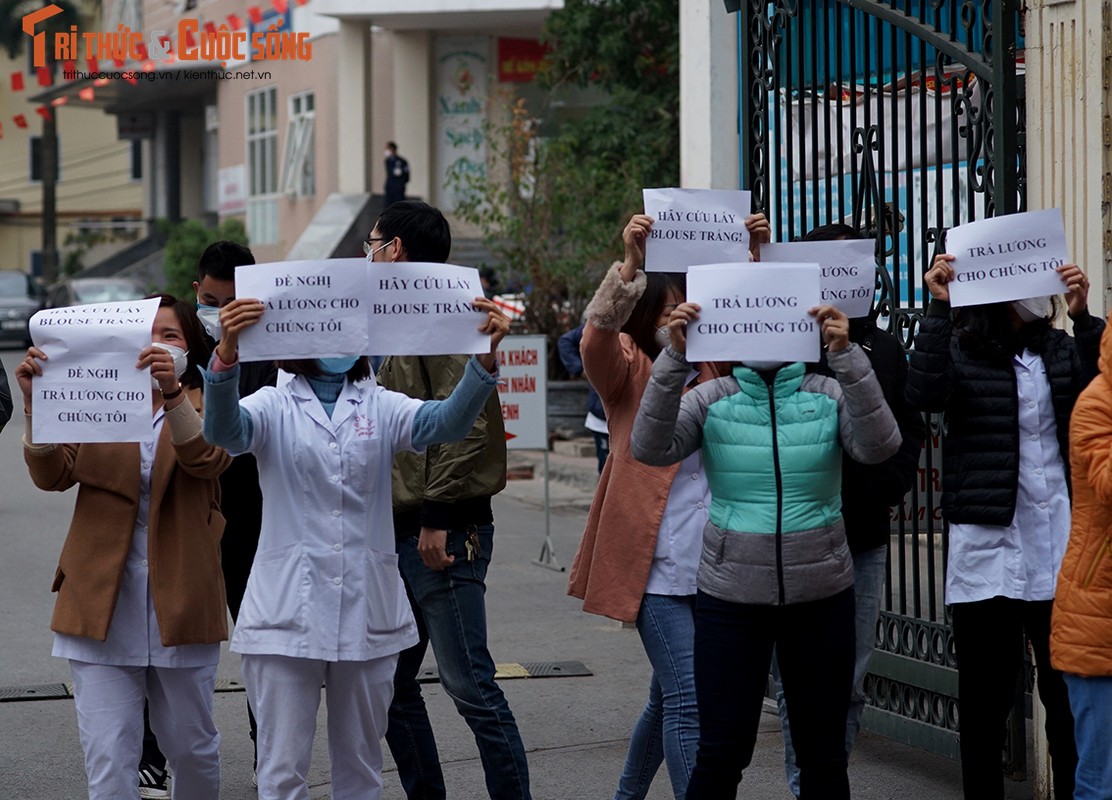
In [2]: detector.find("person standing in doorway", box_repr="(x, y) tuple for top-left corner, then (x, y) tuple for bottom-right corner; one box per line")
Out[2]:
(370, 200), (532, 800)
(385, 142), (410, 208)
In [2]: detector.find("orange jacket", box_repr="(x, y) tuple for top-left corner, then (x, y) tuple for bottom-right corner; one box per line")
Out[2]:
(1051, 320), (1112, 676)
(567, 264), (719, 622)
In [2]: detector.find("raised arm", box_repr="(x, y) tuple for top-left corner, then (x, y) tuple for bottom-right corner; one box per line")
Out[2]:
(826, 344), (902, 465)
(410, 355), (499, 448)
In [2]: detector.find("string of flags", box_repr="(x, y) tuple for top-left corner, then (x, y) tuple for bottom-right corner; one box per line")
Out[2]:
(3, 0), (310, 138)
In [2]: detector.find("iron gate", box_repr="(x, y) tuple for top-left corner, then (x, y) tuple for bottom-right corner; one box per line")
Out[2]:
(734, 0), (1027, 759)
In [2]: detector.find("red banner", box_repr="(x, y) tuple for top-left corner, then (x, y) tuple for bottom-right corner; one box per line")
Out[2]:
(497, 38), (547, 84)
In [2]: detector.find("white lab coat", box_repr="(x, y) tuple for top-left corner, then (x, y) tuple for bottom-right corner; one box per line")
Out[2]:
(232, 374), (423, 661)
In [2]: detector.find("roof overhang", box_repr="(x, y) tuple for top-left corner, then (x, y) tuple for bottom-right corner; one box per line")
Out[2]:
(29, 60), (219, 113)
(313, 0), (560, 31)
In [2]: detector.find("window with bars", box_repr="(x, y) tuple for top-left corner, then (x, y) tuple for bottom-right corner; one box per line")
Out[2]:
(246, 86), (279, 245)
(282, 92), (315, 198)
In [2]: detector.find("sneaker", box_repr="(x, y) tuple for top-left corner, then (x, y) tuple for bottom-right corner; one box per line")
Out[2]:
(138, 762), (170, 799)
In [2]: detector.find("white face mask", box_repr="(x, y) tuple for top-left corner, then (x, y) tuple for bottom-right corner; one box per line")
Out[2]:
(654, 325), (671, 350)
(384, 149), (393, 158)
(150, 342), (189, 388)
(739, 360), (786, 371)
(1011, 296), (1051, 323)
(196, 304), (221, 340)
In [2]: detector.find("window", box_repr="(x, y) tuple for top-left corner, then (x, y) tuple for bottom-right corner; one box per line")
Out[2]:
(245, 86), (279, 245)
(282, 92), (315, 197)
(130, 140), (142, 181)
(29, 136), (60, 183)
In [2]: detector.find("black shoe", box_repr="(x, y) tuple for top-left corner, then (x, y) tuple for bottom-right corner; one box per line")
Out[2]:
(138, 761), (170, 799)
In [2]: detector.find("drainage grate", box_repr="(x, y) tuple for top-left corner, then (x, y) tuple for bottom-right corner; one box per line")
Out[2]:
(0, 683), (71, 702)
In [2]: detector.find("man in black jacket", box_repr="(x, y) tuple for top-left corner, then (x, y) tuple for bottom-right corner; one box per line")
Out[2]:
(772, 224), (927, 798)
(0, 358), (12, 433)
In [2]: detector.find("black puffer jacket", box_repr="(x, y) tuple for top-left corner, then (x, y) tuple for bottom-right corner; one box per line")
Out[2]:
(814, 318), (927, 553)
(906, 299), (1103, 525)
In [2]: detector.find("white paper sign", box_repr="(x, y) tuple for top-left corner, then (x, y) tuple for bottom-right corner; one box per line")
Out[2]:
(685, 263), (822, 363)
(643, 188), (752, 272)
(498, 335), (547, 450)
(945, 209), (1069, 307)
(761, 240), (876, 318)
(29, 298), (160, 443)
(235, 259), (370, 361)
(367, 262), (488, 356)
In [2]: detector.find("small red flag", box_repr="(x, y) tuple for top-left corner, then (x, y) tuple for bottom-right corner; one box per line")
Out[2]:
(227, 14), (243, 31)
(113, 57), (125, 68)
(204, 21), (218, 35)
(78, 87), (95, 102)
(36, 106), (52, 122)
(63, 60), (76, 77)
(13, 114), (28, 129)
(135, 42), (148, 61)
(37, 67), (52, 87)
(86, 56), (99, 73)
(247, 6), (264, 24)
(272, 0), (288, 13)
(295, 0), (308, 6)
(10, 72), (24, 92)
(183, 27), (197, 50)
(0, 122), (4, 139)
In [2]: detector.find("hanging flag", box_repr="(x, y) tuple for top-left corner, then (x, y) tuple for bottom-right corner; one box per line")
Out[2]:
(13, 114), (28, 128)
(183, 27), (197, 50)
(36, 106), (52, 121)
(11, 72), (24, 92)
(86, 56), (98, 73)
(272, 0), (288, 13)
(227, 14), (244, 30)
(79, 87), (95, 102)
(63, 60), (76, 77)
(295, 0), (308, 6)
(135, 42), (148, 60)
(113, 57), (125, 68)
(204, 21), (218, 35)
(37, 67), (52, 87)
(247, 6), (264, 24)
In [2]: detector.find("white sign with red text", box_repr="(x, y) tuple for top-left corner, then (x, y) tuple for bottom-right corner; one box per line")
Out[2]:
(498, 335), (547, 450)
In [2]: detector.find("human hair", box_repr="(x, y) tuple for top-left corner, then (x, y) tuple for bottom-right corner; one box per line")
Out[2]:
(374, 201), (451, 263)
(386, 141), (397, 152)
(802, 223), (864, 242)
(622, 272), (686, 361)
(954, 297), (1062, 362)
(274, 357), (372, 383)
(149, 293), (210, 389)
(197, 241), (255, 283)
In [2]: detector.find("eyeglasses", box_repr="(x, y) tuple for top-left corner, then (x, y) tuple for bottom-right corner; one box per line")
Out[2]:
(363, 237), (389, 256)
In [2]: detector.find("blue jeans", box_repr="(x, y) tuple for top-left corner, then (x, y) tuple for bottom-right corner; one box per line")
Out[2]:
(1065, 673), (1112, 800)
(616, 594), (699, 800)
(773, 546), (887, 797)
(385, 525), (531, 800)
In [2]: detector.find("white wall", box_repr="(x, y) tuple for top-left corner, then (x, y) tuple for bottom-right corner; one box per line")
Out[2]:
(680, 0), (740, 190)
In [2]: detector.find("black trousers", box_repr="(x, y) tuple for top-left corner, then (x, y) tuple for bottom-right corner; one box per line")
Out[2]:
(686, 587), (855, 800)
(951, 597), (1077, 800)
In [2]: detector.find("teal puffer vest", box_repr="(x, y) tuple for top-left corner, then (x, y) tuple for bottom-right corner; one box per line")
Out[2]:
(702, 363), (843, 535)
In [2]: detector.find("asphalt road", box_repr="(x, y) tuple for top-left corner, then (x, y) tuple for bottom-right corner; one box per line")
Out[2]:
(0, 346), (1017, 799)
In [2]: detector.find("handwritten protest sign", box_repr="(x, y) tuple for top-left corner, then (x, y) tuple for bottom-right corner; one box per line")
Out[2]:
(945, 209), (1069, 307)
(29, 298), (160, 443)
(761, 240), (876, 318)
(685, 263), (822, 363)
(367, 262), (488, 356)
(235, 259), (370, 361)
(643, 188), (752, 272)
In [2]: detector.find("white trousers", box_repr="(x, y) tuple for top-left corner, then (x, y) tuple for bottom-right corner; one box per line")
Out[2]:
(242, 652), (398, 800)
(68, 661), (220, 800)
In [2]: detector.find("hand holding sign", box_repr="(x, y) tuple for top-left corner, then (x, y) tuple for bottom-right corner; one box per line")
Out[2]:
(666, 302), (701, 354)
(622, 214), (654, 279)
(1058, 264), (1090, 317)
(943, 209), (1070, 307)
(473, 297), (511, 373)
(215, 298), (266, 364)
(15, 346), (47, 412)
(812, 305), (850, 352)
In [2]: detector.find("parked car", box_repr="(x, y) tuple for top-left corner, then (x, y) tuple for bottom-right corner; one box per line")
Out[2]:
(0, 271), (45, 348)
(46, 277), (146, 309)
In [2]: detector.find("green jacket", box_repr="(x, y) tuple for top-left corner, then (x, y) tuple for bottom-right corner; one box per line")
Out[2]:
(377, 354), (507, 532)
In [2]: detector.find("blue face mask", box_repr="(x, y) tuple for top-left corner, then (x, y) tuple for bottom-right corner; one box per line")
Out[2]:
(315, 356), (359, 375)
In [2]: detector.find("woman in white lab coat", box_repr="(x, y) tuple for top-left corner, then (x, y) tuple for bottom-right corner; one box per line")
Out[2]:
(202, 295), (509, 800)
